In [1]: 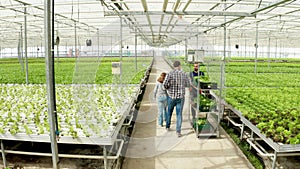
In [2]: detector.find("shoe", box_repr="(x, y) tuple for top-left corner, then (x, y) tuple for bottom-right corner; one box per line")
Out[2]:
(166, 128), (170, 132)
(177, 132), (182, 137)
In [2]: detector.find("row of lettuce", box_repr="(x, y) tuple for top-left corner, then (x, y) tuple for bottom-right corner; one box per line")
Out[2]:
(0, 57), (152, 138)
(0, 84), (140, 138)
(0, 57), (152, 84)
(170, 56), (300, 144)
(225, 59), (299, 144)
(226, 88), (300, 144)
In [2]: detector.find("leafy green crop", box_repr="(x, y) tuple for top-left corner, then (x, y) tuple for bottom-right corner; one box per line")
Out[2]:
(0, 84), (140, 138)
(0, 57), (152, 84)
(219, 59), (300, 144)
(170, 57), (300, 144)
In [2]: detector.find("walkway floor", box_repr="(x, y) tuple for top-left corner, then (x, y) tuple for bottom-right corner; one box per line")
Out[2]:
(122, 56), (254, 169)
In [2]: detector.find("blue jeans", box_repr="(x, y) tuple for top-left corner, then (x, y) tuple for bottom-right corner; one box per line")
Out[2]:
(166, 96), (185, 133)
(157, 96), (167, 126)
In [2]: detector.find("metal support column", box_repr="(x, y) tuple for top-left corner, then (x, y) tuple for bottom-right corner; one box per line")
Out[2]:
(1, 140), (7, 168)
(44, 0), (59, 168)
(244, 36), (247, 58)
(103, 146), (108, 169)
(272, 151), (278, 169)
(254, 22), (258, 73)
(24, 6), (29, 84)
(275, 39), (277, 58)
(74, 21), (77, 57)
(240, 123), (245, 140)
(249, 131), (254, 150)
(268, 36), (271, 67)
(40, 41), (43, 57)
(18, 30), (24, 71)
(197, 32), (199, 50)
(56, 33), (59, 62)
(65, 42), (68, 57)
(120, 17), (123, 80)
(135, 28), (137, 72)
(218, 61), (225, 138)
(279, 42), (282, 58)
(228, 34), (231, 61)
(97, 29), (100, 58)
(185, 38), (187, 61)
(195, 33), (200, 137)
(111, 36), (113, 56)
(219, 1), (227, 138)
(223, 2), (227, 61)
(56, 45), (59, 62)
(102, 36), (104, 57)
(98, 29), (101, 62)
(51, 0), (58, 134)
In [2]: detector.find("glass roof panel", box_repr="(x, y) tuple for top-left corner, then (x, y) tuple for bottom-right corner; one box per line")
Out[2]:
(1, 0), (300, 49)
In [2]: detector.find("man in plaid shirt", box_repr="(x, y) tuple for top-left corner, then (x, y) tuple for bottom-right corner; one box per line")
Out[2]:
(163, 60), (191, 137)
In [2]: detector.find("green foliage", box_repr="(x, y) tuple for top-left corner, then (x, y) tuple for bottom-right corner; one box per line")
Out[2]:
(226, 87), (300, 144)
(168, 57), (300, 144)
(223, 59), (300, 144)
(194, 76), (210, 82)
(222, 122), (264, 169)
(0, 84), (140, 138)
(0, 57), (152, 84)
(194, 94), (216, 112)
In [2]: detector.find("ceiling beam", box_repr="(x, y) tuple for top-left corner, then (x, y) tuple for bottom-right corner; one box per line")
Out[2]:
(133, 31), (198, 34)
(104, 11), (253, 17)
(158, 0), (168, 44)
(225, 0), (297, 32)
(182, 0), (192, 12)
(250, 0), (294, 15)
(141, 0), (148, 12)
(162, 0), (168, 12)
(173, 0), (181, 12)
(140, 0), (154, 43)
(202, 0), (294, 34)
(137, 23), (220, 27)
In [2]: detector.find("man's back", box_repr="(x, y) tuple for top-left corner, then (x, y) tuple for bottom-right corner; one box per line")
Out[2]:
(163, 69), (190, 99)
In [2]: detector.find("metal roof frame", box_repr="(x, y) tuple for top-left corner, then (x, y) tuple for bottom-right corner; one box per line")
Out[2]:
(0, 0), (300, 49)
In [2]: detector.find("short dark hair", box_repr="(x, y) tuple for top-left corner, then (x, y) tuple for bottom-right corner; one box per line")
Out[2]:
(173, 60), (181, 67)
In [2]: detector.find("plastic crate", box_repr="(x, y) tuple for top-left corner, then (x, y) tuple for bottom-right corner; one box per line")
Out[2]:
(198, 123), (211, 131)
(200, 82), (217, 89)
(193, 119), (211, 131)
(199, 105), (210, 112)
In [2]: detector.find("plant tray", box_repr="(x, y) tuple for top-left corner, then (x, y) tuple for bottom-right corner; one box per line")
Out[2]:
(199, 106), (210, 112)
(200, 82), (217, 89)
(193, 121), (211, 131)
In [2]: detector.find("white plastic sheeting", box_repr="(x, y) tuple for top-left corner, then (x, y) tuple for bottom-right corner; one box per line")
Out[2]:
(0, 0), (300, 49)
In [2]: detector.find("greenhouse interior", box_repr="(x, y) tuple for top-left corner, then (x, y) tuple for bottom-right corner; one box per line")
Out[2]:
(0, 0), (299, 169)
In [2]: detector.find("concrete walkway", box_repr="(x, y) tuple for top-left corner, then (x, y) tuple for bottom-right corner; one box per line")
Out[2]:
(122, 56), (253, 169)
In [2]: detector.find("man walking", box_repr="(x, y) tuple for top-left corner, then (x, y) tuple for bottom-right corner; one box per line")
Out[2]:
(163, 60), (191, 137)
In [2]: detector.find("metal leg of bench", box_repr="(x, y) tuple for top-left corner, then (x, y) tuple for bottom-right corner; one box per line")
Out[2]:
(272, 151), (278, 169)
(103, 146), (108, 169)
(1, 140), (7, 168)
(240, 123), (245, 140)
(249, 130), (253, 150)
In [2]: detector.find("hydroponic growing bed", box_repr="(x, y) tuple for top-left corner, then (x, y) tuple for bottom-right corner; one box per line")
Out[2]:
(223, 59), (300, 169)
(0, 84), (140, 145)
